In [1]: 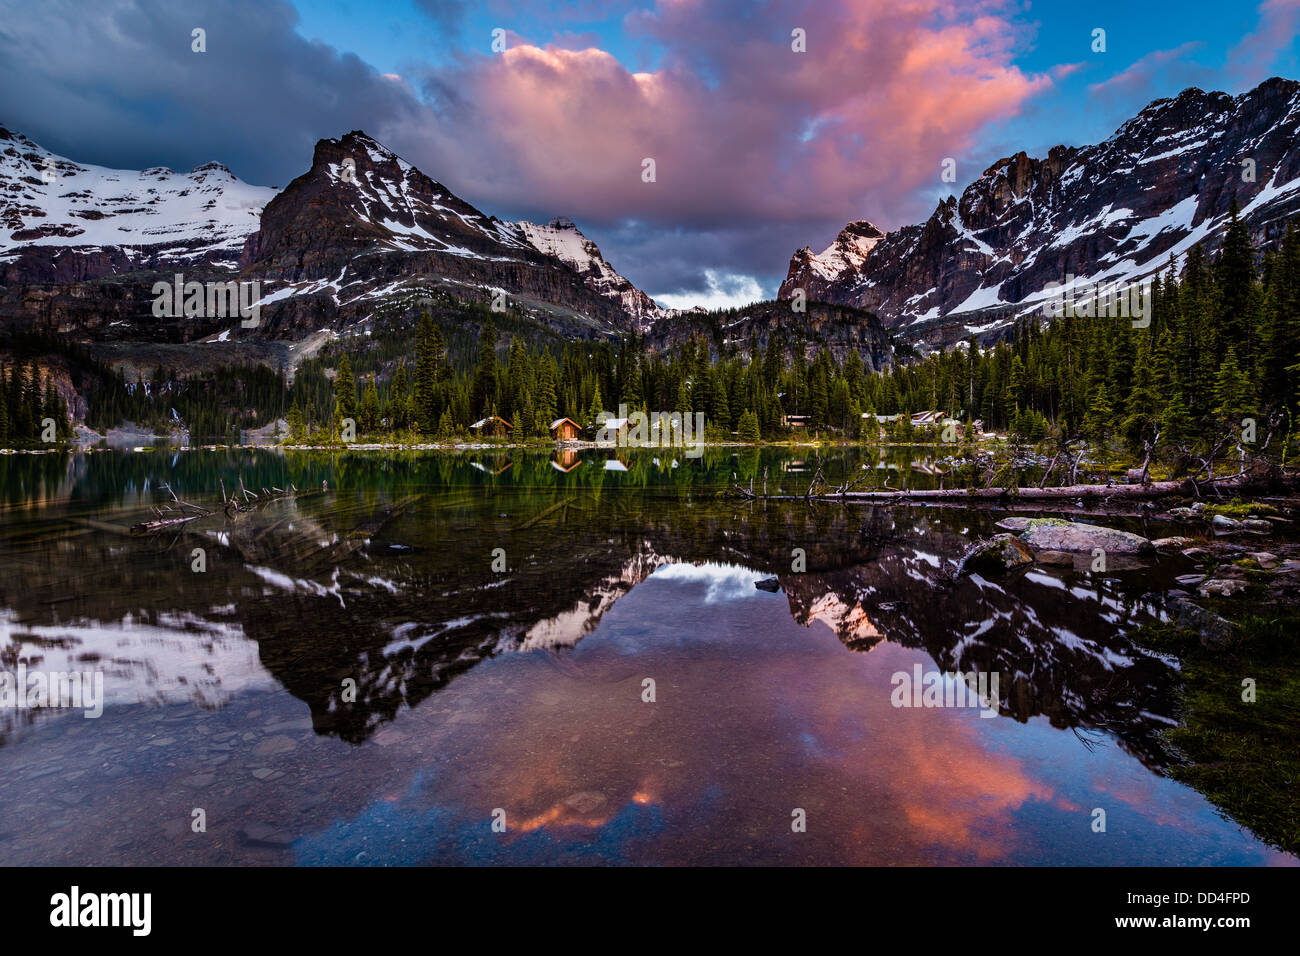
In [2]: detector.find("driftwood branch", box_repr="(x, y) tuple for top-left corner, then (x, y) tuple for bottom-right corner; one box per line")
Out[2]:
(736, 473), (1277, 504)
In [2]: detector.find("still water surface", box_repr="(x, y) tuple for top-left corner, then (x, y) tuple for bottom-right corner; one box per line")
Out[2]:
(0, 447), (1292, 865)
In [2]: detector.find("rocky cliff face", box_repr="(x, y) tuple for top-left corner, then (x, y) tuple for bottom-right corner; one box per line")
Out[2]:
(647, 299), (892, 371)
(240, 131), (646, 338)
(780, 77), (1300, 346)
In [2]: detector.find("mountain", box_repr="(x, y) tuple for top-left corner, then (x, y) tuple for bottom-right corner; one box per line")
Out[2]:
(646, 298), (891, 371)
(0, 128), (671, 343)
(513, 216), (667, 329)
(0, 126), (275, 284)
(782, 219), (884, 296)
(780, 76), (1300, 346)
(241, 131), (663, 338)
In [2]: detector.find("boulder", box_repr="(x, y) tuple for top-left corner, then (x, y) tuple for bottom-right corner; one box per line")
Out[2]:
(1241, 518), (1272, 532)
(1152, 536), (1195, 549)
(1211, 514), (1240, 529)
(956, 534), (1034, 577)
(1198, 577), (1247, 598)
(1247, 552), (1280, 569)
(1166, 592), (1236, 649)
(1018, 518), (1153, 554)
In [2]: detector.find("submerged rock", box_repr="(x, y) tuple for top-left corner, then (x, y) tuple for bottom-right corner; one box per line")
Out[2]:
(1166, 592), (1236, 649)
(1018, 518), (1153, 554)
(1035, 550), (1074, 567)
(956, 534), (1034, 576)
(239, 823), (297, 848)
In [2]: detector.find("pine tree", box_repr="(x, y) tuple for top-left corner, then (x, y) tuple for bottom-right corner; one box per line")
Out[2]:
(585, 382), (604, 426)
(1160, 391), (1194, 447)
(737, 409), (761, 443)
(389, 360), (410, 432)
(1211, 346), (1254, 432)
(287, 400), (304, 441)
(471, 319), (498, 416)
(334, 353), (357, 426)
(1083, 382), (1113, 447)
(360, 374), (380, 432)
(437, 407), (455, 440)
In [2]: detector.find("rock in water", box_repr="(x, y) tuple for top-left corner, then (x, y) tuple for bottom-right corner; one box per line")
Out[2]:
(956, 534), (1034, 577)
(1018, 518), (1153, 554)
(754, 577), (781, 593)
(1165, 592), (1236, 649)
(1198, 577), (1247, 598)
(1034, 550), (1074, 567)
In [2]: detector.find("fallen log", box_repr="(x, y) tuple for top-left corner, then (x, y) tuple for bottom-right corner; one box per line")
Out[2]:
(130, 513), (206, 534)
(733, 476), (1268, 503)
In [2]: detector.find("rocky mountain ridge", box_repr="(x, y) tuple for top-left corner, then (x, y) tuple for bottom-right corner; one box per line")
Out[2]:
(780, 76), (1300, 346)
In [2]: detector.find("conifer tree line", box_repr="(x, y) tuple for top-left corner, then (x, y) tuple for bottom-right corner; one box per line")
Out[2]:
(868, 210), (1299, 455)
(305, 208), (1297, 455)
(0, 361), (73, 446)
(5, 206), (1294, 453)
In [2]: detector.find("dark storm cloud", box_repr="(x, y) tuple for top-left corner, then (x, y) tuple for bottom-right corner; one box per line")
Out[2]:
(0, 0), (424, 186)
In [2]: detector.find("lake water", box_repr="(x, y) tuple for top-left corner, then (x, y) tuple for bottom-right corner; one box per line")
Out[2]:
(0, 447), (1293, 865)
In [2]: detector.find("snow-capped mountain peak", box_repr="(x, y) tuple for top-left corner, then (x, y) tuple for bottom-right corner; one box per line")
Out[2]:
(0, 126), (275, 265)
(779, 76), (1300, 347)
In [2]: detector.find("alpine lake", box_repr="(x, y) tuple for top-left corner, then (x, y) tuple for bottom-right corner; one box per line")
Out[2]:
(0, 445), (1295, 866)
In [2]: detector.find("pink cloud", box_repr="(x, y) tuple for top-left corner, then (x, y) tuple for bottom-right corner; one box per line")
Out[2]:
(406, 0), (1054, 234)
(1087, 41), (1207, 101)
(1227, 0), (1300, 83)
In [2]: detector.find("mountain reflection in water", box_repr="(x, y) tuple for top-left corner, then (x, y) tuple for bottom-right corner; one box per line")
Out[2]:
(0, 448), (1292, 865)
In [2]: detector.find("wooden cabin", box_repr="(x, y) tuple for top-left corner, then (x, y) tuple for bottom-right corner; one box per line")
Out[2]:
(469, 416), (513, 438)
(549, 417), (583, 441)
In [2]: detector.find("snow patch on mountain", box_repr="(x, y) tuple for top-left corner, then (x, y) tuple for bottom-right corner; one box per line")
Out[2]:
(0, 127), (274, 257)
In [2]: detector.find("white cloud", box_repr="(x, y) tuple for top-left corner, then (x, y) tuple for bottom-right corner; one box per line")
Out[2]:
(653, 269), (769, 311)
